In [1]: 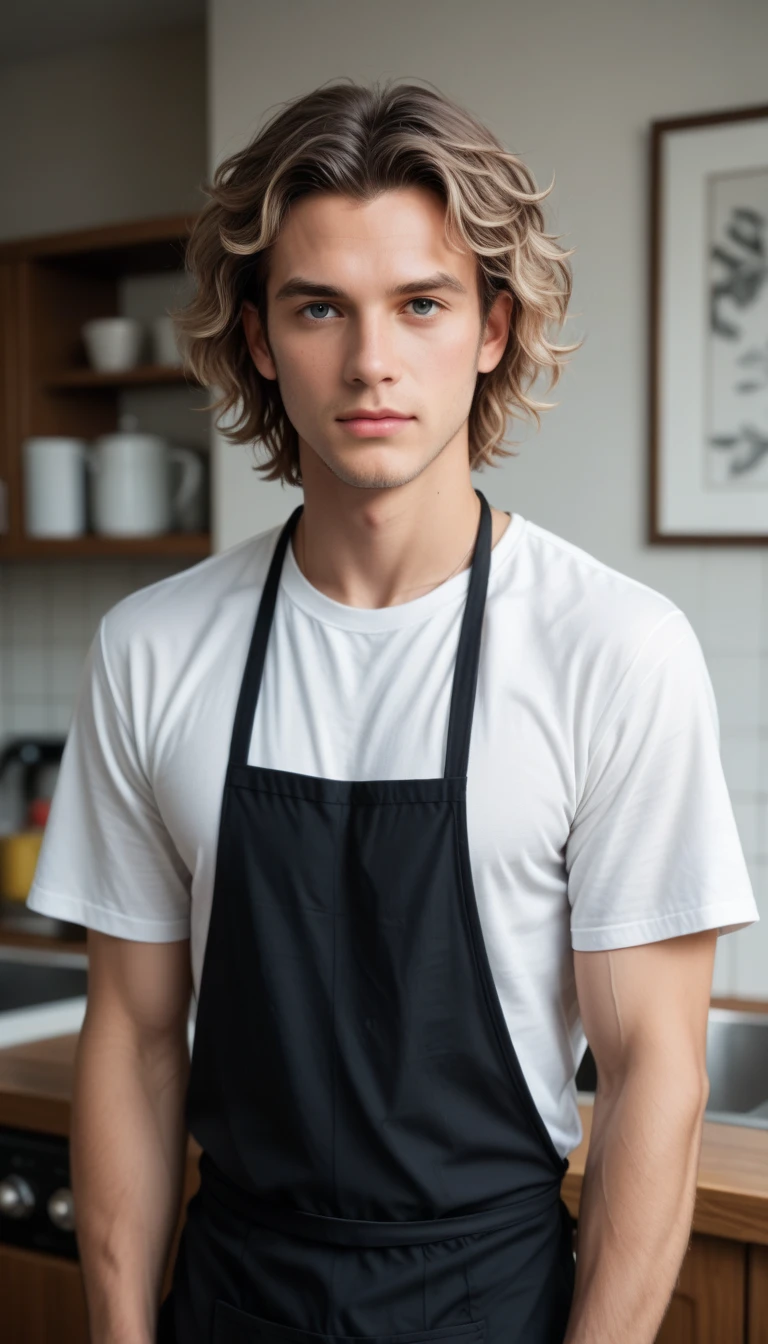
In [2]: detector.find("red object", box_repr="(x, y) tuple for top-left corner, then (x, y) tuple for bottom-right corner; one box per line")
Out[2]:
(27, 798), (51, 828)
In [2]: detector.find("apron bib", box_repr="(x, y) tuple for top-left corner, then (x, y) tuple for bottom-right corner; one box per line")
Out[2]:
(159, 490), (575, 1344)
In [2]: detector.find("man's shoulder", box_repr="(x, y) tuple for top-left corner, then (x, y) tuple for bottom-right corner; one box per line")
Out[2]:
(98, 524), (281, 676)
(519, 518), (676, 613)
(510, 517), (695, 689)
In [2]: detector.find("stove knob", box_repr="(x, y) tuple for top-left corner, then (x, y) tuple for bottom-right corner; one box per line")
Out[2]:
(0, 1174), (36, 1219)
(47, 1186), (76, 1232)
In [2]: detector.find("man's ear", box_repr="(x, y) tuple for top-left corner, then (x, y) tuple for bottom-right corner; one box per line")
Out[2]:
(242, 298), (278, 382)
(476, 289), (513, 375)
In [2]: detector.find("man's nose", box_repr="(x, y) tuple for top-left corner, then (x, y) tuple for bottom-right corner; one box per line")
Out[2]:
(342, 312), (402, 385)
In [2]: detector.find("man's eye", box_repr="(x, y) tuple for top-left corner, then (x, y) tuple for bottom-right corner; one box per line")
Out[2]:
(407, 298), (443, 317)
(301, 302), (340, 321)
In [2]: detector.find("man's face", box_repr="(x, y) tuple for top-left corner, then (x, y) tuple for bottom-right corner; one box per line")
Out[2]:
(242, 185), (511, 491)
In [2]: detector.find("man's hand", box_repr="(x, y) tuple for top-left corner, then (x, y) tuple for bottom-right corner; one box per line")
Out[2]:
(563, 928), (717, 1344)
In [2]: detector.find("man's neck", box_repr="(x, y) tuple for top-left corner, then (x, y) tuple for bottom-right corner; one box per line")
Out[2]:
(292, 485), (511, 610)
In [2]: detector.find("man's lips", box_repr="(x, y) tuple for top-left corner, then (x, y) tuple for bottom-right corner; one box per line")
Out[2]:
(337, 412), (413, 420)
(337, 413), (415, 437)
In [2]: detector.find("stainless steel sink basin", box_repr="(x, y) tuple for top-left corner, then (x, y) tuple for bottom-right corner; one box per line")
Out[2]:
(0, 945), (88, 1013)
(575, 1007), (768, 1130)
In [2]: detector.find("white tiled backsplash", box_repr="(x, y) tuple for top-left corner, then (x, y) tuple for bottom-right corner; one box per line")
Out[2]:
(0, 560), (185, 734)
(0, 559), (187, 824)
(1, 550), (767, 999)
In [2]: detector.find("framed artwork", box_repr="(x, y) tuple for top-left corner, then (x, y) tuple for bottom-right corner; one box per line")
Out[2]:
(649, 101), (768, 543)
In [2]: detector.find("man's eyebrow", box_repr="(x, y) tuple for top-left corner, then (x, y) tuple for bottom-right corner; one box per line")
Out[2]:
(273, 272), (468, 302)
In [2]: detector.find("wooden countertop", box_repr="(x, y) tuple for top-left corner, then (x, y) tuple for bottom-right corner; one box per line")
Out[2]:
(2, 1032), (768, 1245)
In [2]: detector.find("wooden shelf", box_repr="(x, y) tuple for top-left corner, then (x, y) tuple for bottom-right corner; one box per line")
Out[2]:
(0, 532), (210, 562)
(0, 212), (196, 275)
(0, 212), (212, 562)
(43, 364), (199, 391)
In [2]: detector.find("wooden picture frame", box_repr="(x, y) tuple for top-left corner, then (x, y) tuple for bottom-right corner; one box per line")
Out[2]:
(649, 101), (768, 543)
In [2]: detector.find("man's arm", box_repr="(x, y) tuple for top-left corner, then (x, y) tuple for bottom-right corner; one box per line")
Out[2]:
(72, 929), (192, 1344)
(563, 927), (717, 1344)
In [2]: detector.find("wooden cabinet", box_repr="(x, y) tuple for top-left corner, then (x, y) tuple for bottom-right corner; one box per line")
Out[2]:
(654, 1236), (768, 1343)
(656, 1234), (746, 1342)
(0, 1244), (88, 1344)
(748, 1245), (768, 1344)
(0, 213), (211, 563)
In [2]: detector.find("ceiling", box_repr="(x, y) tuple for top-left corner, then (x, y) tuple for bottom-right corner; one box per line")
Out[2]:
(1, 0), (205, 65)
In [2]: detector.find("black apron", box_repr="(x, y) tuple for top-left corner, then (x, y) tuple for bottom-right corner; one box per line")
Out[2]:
(158, 489), (575, 1344)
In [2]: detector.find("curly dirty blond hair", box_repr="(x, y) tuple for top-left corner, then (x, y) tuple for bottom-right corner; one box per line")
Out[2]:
(174, 77), (581, 488)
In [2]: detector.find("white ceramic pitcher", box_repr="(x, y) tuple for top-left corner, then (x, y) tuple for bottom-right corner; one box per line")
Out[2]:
(87, 428), (203, 536)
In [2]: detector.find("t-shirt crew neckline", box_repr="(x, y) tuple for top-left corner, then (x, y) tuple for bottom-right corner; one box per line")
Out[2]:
(279, 509), (525, 633)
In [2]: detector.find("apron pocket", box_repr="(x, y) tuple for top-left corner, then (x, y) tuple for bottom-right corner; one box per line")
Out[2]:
(213, 1301), (486, 1344)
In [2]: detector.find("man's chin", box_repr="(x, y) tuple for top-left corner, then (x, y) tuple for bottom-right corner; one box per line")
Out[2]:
(320, 449), (430, 493)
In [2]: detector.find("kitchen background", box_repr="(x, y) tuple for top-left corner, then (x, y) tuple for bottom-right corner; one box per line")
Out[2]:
(0, 0), (766, 1003)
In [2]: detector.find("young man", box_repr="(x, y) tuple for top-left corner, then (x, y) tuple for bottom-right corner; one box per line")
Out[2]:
(27, 79), (758, 1344)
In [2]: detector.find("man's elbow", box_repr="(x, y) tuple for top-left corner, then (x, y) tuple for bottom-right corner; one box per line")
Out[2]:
(596, 1037), (710, 1121)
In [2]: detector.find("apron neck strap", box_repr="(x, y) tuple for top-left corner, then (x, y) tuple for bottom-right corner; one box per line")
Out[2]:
(228, 502), (303, 769)
(228, 490), (493, 779)
(443, 489), (491, 779)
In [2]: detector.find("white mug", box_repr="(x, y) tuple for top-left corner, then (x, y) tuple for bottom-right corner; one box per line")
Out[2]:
(23, 437), (88, 536)
(87, 431), (202, 536)
(82, 317), (143, 372)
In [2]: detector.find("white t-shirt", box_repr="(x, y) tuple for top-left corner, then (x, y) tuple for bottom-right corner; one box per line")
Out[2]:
(26, 509), (759, 1159)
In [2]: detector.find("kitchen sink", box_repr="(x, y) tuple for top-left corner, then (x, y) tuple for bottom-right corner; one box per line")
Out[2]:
(575, 1007), (768, 1129)
(0, 945), (88, 1013)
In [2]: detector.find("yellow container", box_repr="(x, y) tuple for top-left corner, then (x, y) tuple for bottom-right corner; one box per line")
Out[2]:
(0, 830), (44, 901)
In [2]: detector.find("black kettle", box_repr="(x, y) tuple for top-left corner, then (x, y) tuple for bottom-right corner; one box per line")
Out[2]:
(0, 736), (66, 815)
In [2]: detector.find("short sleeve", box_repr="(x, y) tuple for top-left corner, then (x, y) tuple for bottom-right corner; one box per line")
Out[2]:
(26, 618), (191, 940)
(566, 613), (759, 951)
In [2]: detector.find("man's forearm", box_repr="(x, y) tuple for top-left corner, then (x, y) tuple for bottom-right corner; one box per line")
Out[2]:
(71, 1008), (190, 1344)
(563, 1062), (708, 1344)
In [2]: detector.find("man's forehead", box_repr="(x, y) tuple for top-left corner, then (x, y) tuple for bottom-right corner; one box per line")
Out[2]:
(268, 195), (474, 295)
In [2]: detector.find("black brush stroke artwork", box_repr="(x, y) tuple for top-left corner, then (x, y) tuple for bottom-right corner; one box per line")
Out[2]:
(708, 205), (768, 478)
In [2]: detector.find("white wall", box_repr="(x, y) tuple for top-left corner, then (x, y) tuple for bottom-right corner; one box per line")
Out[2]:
(0, 25), (206, 240)
(209, 0), (768, 997)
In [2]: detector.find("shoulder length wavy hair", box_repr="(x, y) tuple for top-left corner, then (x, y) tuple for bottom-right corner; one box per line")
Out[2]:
(174, 77), (582, 488)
